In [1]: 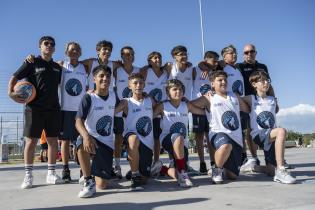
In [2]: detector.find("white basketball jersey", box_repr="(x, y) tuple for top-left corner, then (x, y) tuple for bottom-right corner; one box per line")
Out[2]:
(87, 60), (115, 91)
(144, 68), (168, 102)
(60, 61), (87, 111)
(169, 63), (193, 100)
(192, 66), (211, 99)
(208, 92), (243, 147)
(224, 64), (244, 96)
(160, 101), (189, 147)
(123, 97), (154, 150)
(250, 95), (277, 138)
(116, 66), (140, 100)
(84, 92), (116, 149)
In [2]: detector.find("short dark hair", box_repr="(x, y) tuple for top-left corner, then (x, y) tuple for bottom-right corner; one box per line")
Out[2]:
(221, 44), (237, 57)
(210, 70), (228, 81)
(204, 51), (219, 59)
(39, 36), (55, 47)
(128, 72), (144, 81)
(166, 79), (185, 95)
(121, 46), (134, 56)
(92, 65), (112, 76)
(65, 42), (81, 56)
(96, 40), (113, 51)
(147, 51), (162, 64)
(171, 45), (187, 56)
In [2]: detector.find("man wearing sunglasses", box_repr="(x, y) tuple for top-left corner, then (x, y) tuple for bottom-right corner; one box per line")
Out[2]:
(237, 44), (275, 173)
(8, 36), (63, 189)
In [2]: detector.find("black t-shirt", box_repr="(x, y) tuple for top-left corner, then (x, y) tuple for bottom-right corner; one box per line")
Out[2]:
(13, 56), (62, 111)
(236, 61), (270, 96)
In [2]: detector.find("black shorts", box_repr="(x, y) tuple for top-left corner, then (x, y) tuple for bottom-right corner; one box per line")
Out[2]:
(253, 135), (276, 166)
(24, 110), (61, 138)
(59, 111), (78, 142)
(192, 114), (209, 133)
(76, 136), (113, 180)
(124, 132), (153, 177)
(114, 117), (124, 135)
(211, 133), (243, 176)
(162, 133), (189, 167)
(240, 111), (250, 131)
(40, 143), (48, 150)
(153, 118), (162, 140)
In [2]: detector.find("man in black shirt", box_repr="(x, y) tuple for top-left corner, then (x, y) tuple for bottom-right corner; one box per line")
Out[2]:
(8, 36), (63, 189)
(237, 44), (275, 172)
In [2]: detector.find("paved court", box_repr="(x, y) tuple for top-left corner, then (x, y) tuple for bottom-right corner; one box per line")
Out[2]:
(0, 148), (314, 210)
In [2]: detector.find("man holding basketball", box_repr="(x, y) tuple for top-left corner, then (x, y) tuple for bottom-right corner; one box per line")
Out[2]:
(8, 36), (64, 189)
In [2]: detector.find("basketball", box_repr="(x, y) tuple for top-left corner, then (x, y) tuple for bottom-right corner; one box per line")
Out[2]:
(13, 81), (36, 104)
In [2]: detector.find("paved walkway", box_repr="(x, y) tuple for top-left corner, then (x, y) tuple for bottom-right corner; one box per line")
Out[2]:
(0, 148), (314, 210)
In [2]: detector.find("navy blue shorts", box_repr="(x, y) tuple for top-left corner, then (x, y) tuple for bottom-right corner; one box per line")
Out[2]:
(253, 135), (276, 166)
(124, 132), (153, 177)
(76, 136), (113, 180)
(162, 133), (189, 168)
(192, 114), (209, 133)
(59, 111), (78, 142)
(211, 133), (242, 176)
(153, 118), (162, 140)
(114, 117), (124, 135)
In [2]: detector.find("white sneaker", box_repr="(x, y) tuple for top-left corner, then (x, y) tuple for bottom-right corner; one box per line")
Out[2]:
(151, 161), (163, 177)
(207, 165), (215, 176)
(240, 157), (257, 173)
(212, 167), (223, 184)
(46, 171), (64, 184)
(274, 167), (296, 184)
(21, 173), (33, 189)
(78, 178), (96, 198)
(78, 176), (85, 186)
(177, 170), (193, 187)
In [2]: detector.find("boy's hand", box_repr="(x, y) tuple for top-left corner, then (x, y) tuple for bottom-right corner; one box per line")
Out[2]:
(83, 135), (98, 154)
(25, 54), (35, 63)
(9, 91), (26, 103)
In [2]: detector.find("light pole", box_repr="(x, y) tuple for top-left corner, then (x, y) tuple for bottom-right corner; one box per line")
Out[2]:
(198, 0), (205, 57)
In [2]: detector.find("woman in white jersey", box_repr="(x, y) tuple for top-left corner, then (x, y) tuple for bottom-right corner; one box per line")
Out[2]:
(115, 73), (155, 191)
(154, 79), (205, 188)
(191, 71), (249, 184)
(242, 71), (296, 184)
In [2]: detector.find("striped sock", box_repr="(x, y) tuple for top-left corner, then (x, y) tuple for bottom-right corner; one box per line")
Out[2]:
(25, 164), (33, 175)
(48, 164), (56, 172)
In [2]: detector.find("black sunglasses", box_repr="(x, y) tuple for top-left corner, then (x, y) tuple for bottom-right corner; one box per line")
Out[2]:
(244, 50), (255, 55)
(43, 41), (55, 47)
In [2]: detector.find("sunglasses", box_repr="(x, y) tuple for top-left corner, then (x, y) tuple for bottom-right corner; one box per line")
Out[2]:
(43, 41), (55, 47)
(244, 50), (255, 55)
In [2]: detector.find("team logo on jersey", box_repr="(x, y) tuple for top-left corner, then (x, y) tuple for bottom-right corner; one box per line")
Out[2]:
(257, 111), (275, 129)
(65, 78), (82, 96)
(136, 116), (152, 137)
(170, 122), (187, 138)
(122, 87), (132, 98)
(200, 84), (211, 95)
(96, 116), (112, 136)
(221, 111), (239, 131)
(232, 80), (243, 95)
(149, 88), (162, 102)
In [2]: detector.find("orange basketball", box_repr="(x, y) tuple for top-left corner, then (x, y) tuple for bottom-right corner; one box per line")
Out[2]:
(13, 81), (36, 104)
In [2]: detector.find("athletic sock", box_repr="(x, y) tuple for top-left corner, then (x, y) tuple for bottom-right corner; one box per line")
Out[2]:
(115, 158), (120, 167)
(25, 164), (33, 175)
(48, 164), (56, 174)
(160, 165), (169, 175)
(63, 164), (69, 170)
(175, 158), (186, 172)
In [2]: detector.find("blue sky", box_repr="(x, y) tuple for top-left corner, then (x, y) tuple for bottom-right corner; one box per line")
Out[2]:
(0, 0), (314, 133)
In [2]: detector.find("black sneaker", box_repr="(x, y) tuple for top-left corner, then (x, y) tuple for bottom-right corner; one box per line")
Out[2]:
(199, 162), (208, 174)
(125, 170), (132, 180)
(131, 175), (144, 191)
(62, 169), (71, 183)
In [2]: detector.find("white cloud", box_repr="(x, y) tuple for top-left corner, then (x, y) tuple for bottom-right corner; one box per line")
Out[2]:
(276, 104), (315, 133)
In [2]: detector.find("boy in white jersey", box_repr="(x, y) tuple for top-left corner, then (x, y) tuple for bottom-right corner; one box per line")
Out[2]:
(26, 42), (88, 183)
(75, 65), (117, 198)
(154, 79), (205, 187)
(192, 51), (220, 174)
(242, 71), (296, 184)
(192, 71), (249, 184)
(140, 51), (168, 174)
(115, 73), (155, 190)
(113, 46), (141, 179)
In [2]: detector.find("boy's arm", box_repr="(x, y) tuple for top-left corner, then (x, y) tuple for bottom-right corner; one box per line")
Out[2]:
(163, 62), (172, 76)
(139, 67), (148, 81)
(242, 95), (251, 110)
(153, 103), (164, 118)
(187, 101), (206, 115)
(80, 58), (94, 74)
(275, 97), (280, 113)
(236, 94), (250, 113)
(114, 99), (128, 116)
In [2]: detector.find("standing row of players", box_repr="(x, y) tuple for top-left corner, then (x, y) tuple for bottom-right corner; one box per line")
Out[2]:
(8, 36), (296, 198)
